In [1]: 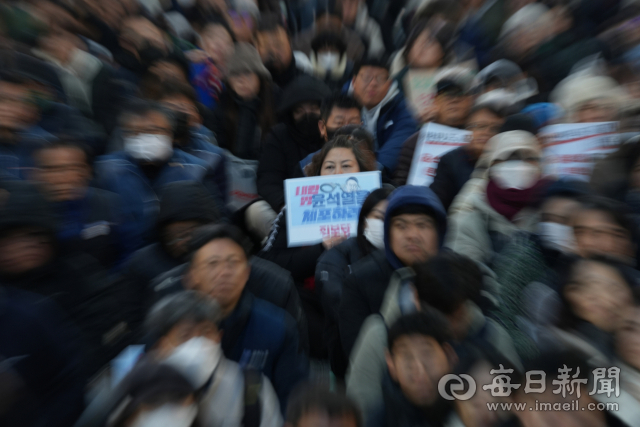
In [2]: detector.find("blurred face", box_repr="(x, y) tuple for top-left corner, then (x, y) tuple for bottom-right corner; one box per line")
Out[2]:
(293, 412), (359, 427)
(188, 238), (250, 314)
(256, 28), (292, 72)
(34, 147), (91, 202)
(465, 109), (504, 159)
(200, 25), (234, 65)
(228, 11), (255, 42)
(148, 60), (189, 83)
(389, 213), (439, 266)
(320, 148), (360, 175)
(120, 16), (167, 53)
(616, 307), (640, 370)
(0, 82), (37, 131)
(386, 335), (451, 407)
(319, 107), (362, 140)
(161, 94), (202, 127)
(341, 0), (360, 26)
(564, 261), (633, 332)
(293, 102), (321, 122)
(122, 111), (173, 139)
(433, 92), (473, 128)
(228, 72), (260, 100)
(0, 227), (54, 276)
(515, 386), (607, 427)
(156, 320), (221, 359)
(407, 30), (444, 69)
(455, 363), (504, 427)
(367, 200), (388, 221)
(162, 220), (203, 259)
(575, 100), (617, 123)
(540, 197), (581, 226)
(572, 209), (634, 260)
(352, 66), (391, 110)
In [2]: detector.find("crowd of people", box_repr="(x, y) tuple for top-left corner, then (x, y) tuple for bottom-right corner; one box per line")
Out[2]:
(3, 0), (640, 426)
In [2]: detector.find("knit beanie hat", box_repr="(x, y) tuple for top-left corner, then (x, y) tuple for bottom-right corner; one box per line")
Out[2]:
(551, 74), (626, 122)
(226, 43), (271, 80)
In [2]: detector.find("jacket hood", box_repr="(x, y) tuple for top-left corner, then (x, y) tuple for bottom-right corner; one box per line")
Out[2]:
(383, 185), (447, 269)
(277, 75), (331, 114)
(157, 181), (221, 230)
(0, 182), (56, 236)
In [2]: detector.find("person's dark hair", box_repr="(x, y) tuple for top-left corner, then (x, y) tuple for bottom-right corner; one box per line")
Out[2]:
(118, 98), (177, 133)
(109, 362), (197, 427)
(0, 70), (32, 86)
(311, 31), (347, 57)
(467, 104), (505, 121)
(412, 252), (483, 315)
(499, 113), (538, 134)
(558, 255), (638, 330)
(513, 350), (591, 391)
(320, 94), (362, 122)
(576, 195), (634, 236)
(410, 0), (463, 28)
(158, 80), (199, 105)
(305, 135), (377, 176)
(285, 384), (362, 427)
(402, 19), (454, 66)
(198, 19), (236, 43)
(33, 138), (93, 166)
(357, 187), (394, 254)
(256, 12), (288, 35)
(334, 125), (374, 152)
(219, 76), (276, 154)
(144, 291), (223, 346)
(353, 55), (390, 77)
(387, 309), (452, 353)
(189, 223), (252, 259)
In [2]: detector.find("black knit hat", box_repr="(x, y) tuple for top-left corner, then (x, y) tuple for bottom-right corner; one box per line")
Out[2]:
(157, 181), (222, 230)
(0, 182), (56, 236)
(277, 75), (332, 114)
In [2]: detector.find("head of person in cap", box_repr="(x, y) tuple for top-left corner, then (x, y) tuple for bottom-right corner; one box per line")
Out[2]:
(432, 70), (474, 129)
(225, 42), (272, 101)
(551, 74), (627, 123)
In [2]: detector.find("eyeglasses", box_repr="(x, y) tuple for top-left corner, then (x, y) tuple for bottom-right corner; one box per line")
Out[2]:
(359, 73), (388, 85)
(466, 123), (503, 133)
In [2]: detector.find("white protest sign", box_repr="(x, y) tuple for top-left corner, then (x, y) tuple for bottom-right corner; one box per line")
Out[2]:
(284, 171), (382, 247)
(407, 123), (472, 187)
(540, 122), (619, 180)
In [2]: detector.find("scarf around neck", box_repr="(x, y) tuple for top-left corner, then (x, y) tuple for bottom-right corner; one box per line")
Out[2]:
(486, 178), (549, 221)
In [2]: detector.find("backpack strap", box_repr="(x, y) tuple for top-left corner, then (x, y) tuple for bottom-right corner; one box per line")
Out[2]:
(242, 367), (262, 427)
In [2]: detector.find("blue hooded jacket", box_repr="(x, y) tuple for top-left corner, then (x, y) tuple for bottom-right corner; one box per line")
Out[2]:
(383, 185), (447, 270)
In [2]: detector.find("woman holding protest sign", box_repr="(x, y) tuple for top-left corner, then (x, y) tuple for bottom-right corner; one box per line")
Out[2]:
(259, 136), (377, 359)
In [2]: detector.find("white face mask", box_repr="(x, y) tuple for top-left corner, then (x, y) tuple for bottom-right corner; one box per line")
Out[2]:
(363, 218), (385, 249)
(491, 160), (540, 190)
(317, 52), (340, 71)
(537, 221), (575, 253)
(163, 337), (222, 388)
(130, 404), (198, 427)
(124, 134), (173, 163)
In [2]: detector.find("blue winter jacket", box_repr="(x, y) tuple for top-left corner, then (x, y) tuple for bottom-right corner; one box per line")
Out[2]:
(342, 82), (418, 173)
(221, 290), (309, 414)
(94, 149), (222, 248)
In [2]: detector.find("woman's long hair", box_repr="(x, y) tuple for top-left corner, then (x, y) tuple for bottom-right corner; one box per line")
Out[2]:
(221, 76), (276, 154)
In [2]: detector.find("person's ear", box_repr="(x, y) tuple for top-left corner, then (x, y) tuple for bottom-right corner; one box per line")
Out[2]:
(385, 350), (398, 381)
(319, 120), (327, 140)
(442, 342), (458, 369)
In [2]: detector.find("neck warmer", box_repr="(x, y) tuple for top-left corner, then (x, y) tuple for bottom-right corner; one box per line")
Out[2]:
(486, 178), (549, 221)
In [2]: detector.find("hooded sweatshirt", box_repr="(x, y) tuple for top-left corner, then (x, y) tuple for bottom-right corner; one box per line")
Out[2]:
(338, 185), (447, 356)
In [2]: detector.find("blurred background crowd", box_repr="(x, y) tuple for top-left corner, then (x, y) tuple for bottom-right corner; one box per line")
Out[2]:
(3, 0), (640, 426)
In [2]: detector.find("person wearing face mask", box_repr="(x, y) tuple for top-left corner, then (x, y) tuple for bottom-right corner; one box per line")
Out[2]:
(257, 75), (331, 212)
(489, 179), (589, 359)
(315, 187), (393, 378)
(260, 137), (377, 359)
(95, 99), (225, 248)
(76, 292), (282, 427)
(446, 130), (550, 268)
(310, 32), (354, 92)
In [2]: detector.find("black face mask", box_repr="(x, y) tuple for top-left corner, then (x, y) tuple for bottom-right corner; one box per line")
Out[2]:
(294, 113), (322, 140)
(325, 127), (340, 141)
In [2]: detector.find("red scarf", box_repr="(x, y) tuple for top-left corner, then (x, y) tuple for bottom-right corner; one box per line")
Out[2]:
(486, 178), (550, 221)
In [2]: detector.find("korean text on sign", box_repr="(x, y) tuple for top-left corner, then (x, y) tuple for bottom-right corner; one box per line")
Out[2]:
(407, 123), (472, 187)
(284, 171), (382, 247)
(540, 122), (619, 181)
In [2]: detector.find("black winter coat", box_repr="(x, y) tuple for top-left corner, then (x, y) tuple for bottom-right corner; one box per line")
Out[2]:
(338, 249), (395, 358)
(149, 256), (309, 352)
(257, 123), (323, 211)
(429, 146), (476, 211)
